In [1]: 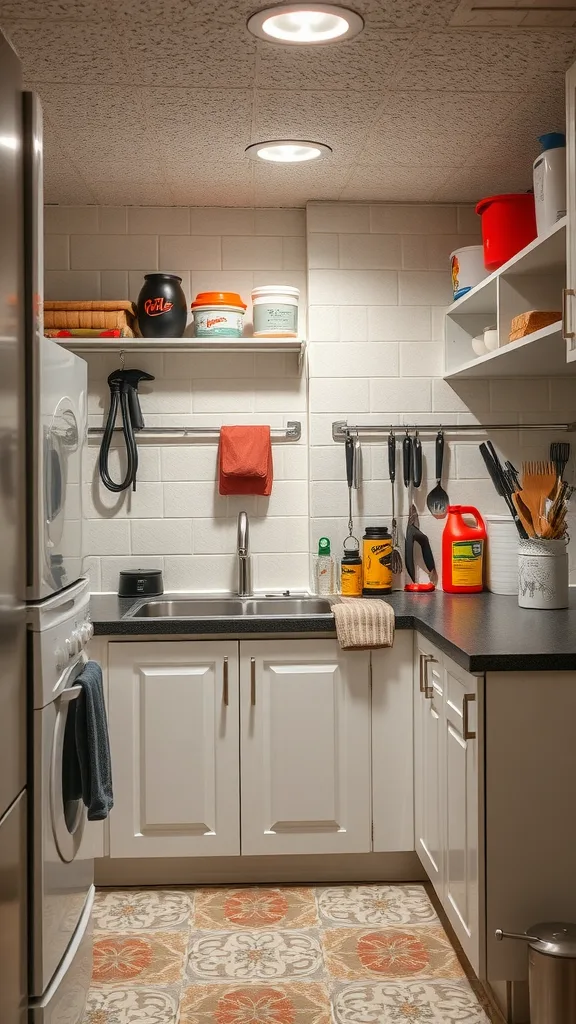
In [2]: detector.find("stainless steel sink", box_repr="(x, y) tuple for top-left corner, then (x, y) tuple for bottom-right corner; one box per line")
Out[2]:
(126, 596), (333, 619)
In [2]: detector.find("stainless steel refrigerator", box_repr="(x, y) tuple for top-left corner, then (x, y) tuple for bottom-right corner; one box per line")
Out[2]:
(0, 30), (28, 1024)
(0, 29), (94, 1024)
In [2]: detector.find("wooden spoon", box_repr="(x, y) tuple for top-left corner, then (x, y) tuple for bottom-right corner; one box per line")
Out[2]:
(512, 492), (536, 538)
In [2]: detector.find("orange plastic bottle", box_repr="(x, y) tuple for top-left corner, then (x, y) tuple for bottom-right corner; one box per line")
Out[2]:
(442, 505), (486, 593)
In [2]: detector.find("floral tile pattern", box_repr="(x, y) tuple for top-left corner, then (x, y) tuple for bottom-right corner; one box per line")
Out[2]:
(323, 925), (465, 981)
(195, 886), (318, 930)
(82, 885), (489, 1024)
(180, 982), (332, 1024)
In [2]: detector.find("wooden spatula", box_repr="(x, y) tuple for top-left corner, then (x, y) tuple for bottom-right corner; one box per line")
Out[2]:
(520, 461), (557, 530)
(512, 492), (536, 538)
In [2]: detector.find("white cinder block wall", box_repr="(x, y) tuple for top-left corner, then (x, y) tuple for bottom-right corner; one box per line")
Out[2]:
(44, 206), (309, 593)
(45, 201), (576, 592)
(306, 201), (576, 586)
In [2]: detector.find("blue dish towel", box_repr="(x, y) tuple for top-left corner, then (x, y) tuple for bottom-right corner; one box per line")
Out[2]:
(73, 660), (114, 821)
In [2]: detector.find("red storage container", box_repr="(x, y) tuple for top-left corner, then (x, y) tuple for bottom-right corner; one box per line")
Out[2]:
(442, 505), (486, 594)
(475, 193), (537, 271)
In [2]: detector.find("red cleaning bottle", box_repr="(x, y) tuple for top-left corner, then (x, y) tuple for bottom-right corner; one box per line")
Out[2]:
(442, 505), (486, 593)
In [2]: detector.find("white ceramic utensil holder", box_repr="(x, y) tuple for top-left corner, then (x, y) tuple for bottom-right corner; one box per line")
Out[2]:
(518, 537), (568, 609)
(486, 515), (519, 595)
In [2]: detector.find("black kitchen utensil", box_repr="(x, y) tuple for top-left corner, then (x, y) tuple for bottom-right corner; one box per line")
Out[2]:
(99, 368), (154, 492)
(404, 431), (437, 588)
(388, 432), (403, 574)
(405, 507), (437, 585)
(426, 430), (449, 518)
(479, 442), (528, 538)
(550, 441), (570, 482)
(345, 434), (356, 541)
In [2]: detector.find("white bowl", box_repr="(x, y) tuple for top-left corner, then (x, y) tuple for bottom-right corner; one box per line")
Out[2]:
(472, 334), (487, 356)
(484, 327), (499, 351)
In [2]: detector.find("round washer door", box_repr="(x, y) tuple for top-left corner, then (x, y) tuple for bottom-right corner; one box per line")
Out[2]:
(50, 657), (87, 863)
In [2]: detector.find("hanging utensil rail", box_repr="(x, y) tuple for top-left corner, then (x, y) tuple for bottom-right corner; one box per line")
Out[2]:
(332, 419), (576, 441)
(88, 420), (301, 445)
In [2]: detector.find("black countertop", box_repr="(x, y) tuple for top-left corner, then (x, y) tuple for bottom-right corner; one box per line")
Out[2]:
(89, 590), (576, 674)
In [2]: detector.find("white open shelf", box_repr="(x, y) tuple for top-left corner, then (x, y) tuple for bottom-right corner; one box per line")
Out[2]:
(444, 218), (569, 379)
(54, 336), (305, 355)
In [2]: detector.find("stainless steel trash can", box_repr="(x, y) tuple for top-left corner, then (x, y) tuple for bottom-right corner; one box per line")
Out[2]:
(496, 923), (576, 1023)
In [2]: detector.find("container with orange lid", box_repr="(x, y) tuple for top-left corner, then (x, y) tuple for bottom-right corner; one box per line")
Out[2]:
(191, 291), (247, 338)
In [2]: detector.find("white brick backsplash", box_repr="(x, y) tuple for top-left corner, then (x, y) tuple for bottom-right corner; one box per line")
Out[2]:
(309, 269), (397, 306)
(308, 305), (339, 341)
(100, 270), (129, 300)
(398, 271), (453, 306)
(84, 519), (130, 556)
(490, 378), (551, 413)
(129, 207), (190, 235)
(308, 234), (339, 269)
(455, 444), (492, 479)
(255, 209), (305, 236)
(307, 203), (370, 234)
(282, 236), (306, 271)
(457, 205), (481, 234)
(432, 378), (490, 413)
(400, 341), (444, 377)
(159, 234), (221, 270)
(192, 518), (237, 554)
(45, 234), (69, 271)
(250, 516), (308, 553)
(370, 377), (432, 413)
(339, 233), (402, 271)
(340, 306), (368, 342)
(310, 445), (360, 481)
(139, 379), (192, 415)
(45, 205), (98, 234)
(163, 481), (225, 519)
(160, 446), (218, 481)
(83, 482), (163, 519)
(131, 519), (192, 555)
(257, 480), (308, 518)
(193, 381), (255, 414)
(549, 378), (576, 409)
(401, 235), (427, 271)
(310, 342), (399, 378)
(309, 377), (370, 413)
(190, 271), (254, 304)
(310, 480), (350, 519)
(98, 208), (127, 233)
(71, 234), (158, 271)
(368, 305), (431, 341)
(253, 552), (309, 590)
(83, 445), (160, 483)
(255, 380), (307, 413)
(164, 554), (235, 592)
(222, 236), (283, 271)
(190, 208), (255, 235)
(45, 270), (100, 300)
(370, 204), (457, 235)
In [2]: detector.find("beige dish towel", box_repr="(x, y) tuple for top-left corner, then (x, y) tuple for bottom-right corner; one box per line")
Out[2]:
(333, 597), (395, 650)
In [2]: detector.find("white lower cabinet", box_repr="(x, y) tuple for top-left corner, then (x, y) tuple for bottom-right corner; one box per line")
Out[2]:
(108, 641), (240, 858)
(414, 632), (481, 975)
(240, 640), (372, 856)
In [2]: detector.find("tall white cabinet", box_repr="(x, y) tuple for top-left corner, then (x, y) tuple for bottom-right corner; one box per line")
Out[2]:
(240, 640), (371, 855)
(108, 640), (240, 858)
(413, 633), (482, 976)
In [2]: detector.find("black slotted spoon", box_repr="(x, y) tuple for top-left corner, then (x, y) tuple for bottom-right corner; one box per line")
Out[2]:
(426, 430), (449, 519)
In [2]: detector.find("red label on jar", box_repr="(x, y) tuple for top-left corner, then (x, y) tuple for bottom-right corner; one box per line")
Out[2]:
(207, 316), (227, 328)
(144, 297), (174, 316)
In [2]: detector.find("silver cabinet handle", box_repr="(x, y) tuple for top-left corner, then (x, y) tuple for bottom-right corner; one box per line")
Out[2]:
(562, 287), (575, 340)
(463, 692), (476, 740)
(223, 657), (229, 707)
(420, 654), (437, 699)
(250, 657), (256, 706)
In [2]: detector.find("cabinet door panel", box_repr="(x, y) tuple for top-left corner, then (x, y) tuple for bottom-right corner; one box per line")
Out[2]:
(372, 633), (414, 852)
(108, 641), (239, 858)
(444, 663), (479, 975)
(414, 636), (444, 893)
(241, 640), (371, 856)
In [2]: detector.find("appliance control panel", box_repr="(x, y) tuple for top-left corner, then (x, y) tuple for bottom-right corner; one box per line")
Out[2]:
(28, 578), (94, 709)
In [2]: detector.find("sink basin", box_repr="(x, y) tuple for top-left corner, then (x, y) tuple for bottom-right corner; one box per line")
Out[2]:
(127, 596), (333, 619)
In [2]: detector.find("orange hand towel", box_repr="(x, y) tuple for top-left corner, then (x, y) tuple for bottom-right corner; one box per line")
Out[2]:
(218, 426), (273, 496)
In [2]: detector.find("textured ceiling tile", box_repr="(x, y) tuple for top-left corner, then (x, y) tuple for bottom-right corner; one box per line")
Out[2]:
(374, 0), (462, 28)
(253, 90), (385, 161)
(256, 32), (413, 90)
(360, 90), (523, 167)
(139, 88), (253, 152)
(164, 163), (255, 207)
(42, 132), (98, 205)
(253, 163), (353, 206)
(394, 29), (576, 92)
(339, 164), (452, 201)
(0, 1), (102, 15)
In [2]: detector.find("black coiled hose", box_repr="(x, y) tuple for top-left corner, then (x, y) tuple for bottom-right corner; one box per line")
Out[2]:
(99, 369), (154, 492)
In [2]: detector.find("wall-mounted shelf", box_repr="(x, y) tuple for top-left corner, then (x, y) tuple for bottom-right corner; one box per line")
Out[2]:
(444, 218), (568, 379)
(54, 335), (306, 354)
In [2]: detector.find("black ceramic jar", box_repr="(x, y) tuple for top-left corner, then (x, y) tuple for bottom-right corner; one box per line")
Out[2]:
(137, 273), (187, 338)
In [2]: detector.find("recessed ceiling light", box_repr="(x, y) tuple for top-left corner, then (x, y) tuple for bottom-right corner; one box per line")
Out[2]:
(247, 4), (364, 44)
(245, 140), (332, 163)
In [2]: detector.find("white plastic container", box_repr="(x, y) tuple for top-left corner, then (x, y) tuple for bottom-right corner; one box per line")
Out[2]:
(252, 285), (299, 337)
(450, 245), (486, 300)
(533, 132), (566, 237)
(518, 537), (568, 609)
(483, 326), (498, 351)
(485, 515), (519, 595)
(191, 291), (247, 338)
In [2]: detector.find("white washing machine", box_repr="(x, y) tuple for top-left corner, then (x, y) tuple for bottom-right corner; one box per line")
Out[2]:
(28, 577), (95, 1024)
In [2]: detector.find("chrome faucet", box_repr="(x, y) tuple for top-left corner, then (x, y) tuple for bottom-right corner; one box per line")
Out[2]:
(237, 511), (252, 597)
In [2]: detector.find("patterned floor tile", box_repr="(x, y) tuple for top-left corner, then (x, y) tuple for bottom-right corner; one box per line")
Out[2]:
(317, 885), (438, 927)
(322, 926), (465, 981)
(92, 931), (188, 985)
(180, 981), (332, 1024)
(195, 886), (318, 930)
(82, 984), (180, 1023)
(332, 979), (490, 1023)
(92, 889), (193, 931)
(187, 930), (324, 982)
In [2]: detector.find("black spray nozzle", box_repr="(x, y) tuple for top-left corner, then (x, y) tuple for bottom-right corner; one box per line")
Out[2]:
(107, 368), (155, 392)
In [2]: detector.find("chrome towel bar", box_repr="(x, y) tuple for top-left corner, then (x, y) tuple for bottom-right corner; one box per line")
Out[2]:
(87, 421), (302, 445)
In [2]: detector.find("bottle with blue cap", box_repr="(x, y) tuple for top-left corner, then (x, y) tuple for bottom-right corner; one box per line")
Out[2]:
(533, 132), (566, 237)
